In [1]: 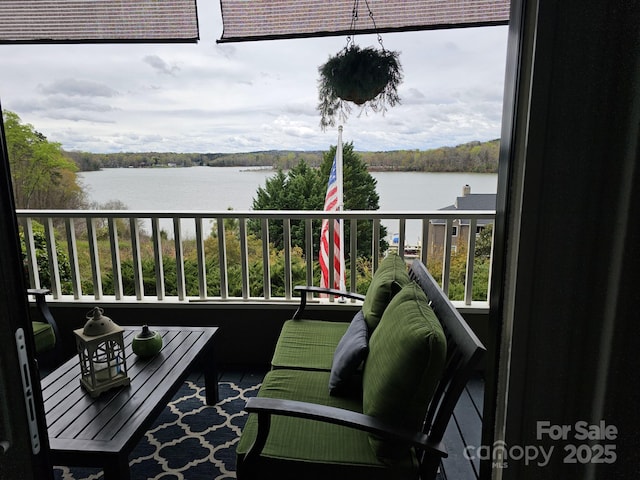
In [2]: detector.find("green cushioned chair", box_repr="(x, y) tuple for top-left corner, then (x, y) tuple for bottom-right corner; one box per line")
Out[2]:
(28, 288), (62, 371)
(237, 260), (486, 480)
(236, 370), (419, 480)
(274, 253), (410, 372)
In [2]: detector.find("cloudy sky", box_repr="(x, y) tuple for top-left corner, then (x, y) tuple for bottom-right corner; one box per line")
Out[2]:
(0, 1), (508, 154)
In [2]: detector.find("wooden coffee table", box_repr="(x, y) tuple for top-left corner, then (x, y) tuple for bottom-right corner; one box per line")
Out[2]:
(41, 326), (219, 480)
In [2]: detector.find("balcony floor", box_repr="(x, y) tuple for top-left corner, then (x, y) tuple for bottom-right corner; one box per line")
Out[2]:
(51, 368), (482, 479)
(440, 375), (484, 479)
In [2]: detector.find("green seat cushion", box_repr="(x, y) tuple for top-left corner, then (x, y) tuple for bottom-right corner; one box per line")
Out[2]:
(362, 282), (447, 461)
(32, 321), (56, 353)
(237, 369), (417, 479)
(362, 253), (411, 331)
(271, 320), (349, 371)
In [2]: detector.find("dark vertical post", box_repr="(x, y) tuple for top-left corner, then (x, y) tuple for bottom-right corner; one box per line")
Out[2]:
(493, 0), (640, 478)
(0, 105), (53, 478)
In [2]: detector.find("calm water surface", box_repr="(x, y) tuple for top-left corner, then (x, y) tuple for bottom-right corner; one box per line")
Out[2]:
(78, 167), (497, 243)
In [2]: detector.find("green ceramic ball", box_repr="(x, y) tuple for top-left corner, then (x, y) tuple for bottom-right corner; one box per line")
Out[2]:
(132, 325), (163, 358)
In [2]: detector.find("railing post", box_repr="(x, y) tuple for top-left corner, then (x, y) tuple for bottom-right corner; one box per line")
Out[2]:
(43, 217), (62, 299)
(442, 218), (454, 295)
(217, 218), (228, 299)
(372, 219), (380, 271)
(63, 218), (82, 299)
(305, 218), (314, 291)
(129, 218), (144, 301)
(421, 217), (430, 267)
(174, 217), (186, 301)
(195, 217), (207, 299)
(398, 218), (407, 261)
(21, 217), (40, 290)
(261, 218), (271, 300)
(239, 217), (249, 300)
(349, 218), (357, 294)
(86, 216), (102, 300)
(151, 218), (165, 301)
(283, 219), (292, 300)
(108, 218), (123, 300)
(464, 218), (477, 305)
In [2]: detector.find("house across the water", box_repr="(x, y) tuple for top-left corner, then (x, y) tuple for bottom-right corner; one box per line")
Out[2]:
(429, 184), (496, 254)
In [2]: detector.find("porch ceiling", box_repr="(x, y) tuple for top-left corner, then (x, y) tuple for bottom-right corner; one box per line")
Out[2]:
(0, 0), (198, 44)
(218, 0), (510, 43)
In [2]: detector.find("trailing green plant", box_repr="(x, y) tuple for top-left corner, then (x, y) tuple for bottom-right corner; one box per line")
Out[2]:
(317, 45), (402, 130)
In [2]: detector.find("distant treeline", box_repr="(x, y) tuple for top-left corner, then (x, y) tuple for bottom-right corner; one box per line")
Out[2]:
(65, 139), (499, 173)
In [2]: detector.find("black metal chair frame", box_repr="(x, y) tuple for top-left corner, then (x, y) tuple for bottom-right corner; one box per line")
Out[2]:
(241, 260), (486, 479)
(28, 288), (63, 371)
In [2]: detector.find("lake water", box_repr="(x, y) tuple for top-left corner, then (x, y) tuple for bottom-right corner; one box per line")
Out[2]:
(78, 167), (497, 243)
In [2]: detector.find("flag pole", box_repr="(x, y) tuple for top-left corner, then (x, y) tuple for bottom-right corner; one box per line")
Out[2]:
(319, 126), (346, 296)
(336, 125), (344, 212)
(336, 126), (346, 293)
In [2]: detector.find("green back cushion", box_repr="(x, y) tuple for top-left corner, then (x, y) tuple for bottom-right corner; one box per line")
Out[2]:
(362, 254), (410, 331)
(362, 282), (447, 461)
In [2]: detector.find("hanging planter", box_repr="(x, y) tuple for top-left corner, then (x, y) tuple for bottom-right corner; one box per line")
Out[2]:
(317, 2), (403, 130)
(318, 45), (402, 130)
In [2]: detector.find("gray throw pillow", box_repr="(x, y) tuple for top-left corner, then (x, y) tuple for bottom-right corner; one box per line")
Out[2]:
(328, 310), (369, 395)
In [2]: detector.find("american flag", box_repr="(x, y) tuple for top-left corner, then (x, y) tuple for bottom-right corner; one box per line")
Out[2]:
(319, 152), (346, 291)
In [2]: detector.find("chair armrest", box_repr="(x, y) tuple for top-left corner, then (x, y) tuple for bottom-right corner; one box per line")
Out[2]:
(27, 289), (56, 330)
(292, 285), (366, 319)
(27, 288), (51, 296)
(243, 397), (447, 462)
(294, 285), (366, 300)
(27, 288), (62, 359)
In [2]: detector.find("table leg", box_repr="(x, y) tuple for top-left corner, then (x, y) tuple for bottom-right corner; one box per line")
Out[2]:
(204, 363), (219, 405)
(103, 454), (130, 480)
(203, 342), (219, 405)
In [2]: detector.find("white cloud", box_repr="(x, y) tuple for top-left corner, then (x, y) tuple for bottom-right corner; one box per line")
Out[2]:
(0, 1), (508, 153)
(38, 78), (118, 97)
(143, 55), (180, 76)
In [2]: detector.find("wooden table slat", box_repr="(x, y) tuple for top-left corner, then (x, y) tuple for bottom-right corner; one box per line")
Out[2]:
(44, 330), (139, 432)
(55, 330), (196, 440)
(95, 331), (212, 443)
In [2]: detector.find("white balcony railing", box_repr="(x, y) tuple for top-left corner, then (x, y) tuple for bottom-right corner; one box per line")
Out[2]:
(16, 209), (495, 307)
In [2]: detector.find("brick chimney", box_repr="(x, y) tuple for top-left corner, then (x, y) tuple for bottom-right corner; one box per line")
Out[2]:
(463, 184), (471, 196)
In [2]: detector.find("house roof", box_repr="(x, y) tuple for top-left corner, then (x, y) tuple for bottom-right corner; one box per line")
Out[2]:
(218, 0), (510, 43)
(431, 187), (496, 226)
(0, 0), (199, 44)
(454, 193), (496, 210)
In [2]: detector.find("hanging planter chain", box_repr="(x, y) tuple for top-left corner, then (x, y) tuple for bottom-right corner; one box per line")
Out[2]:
(346, 0), (385, 51)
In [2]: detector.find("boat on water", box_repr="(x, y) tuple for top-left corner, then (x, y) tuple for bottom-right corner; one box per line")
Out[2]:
(388, 233), (421, 260)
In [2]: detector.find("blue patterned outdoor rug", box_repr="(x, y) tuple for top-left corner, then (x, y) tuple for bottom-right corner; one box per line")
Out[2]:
(53, 372), (263, 480)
